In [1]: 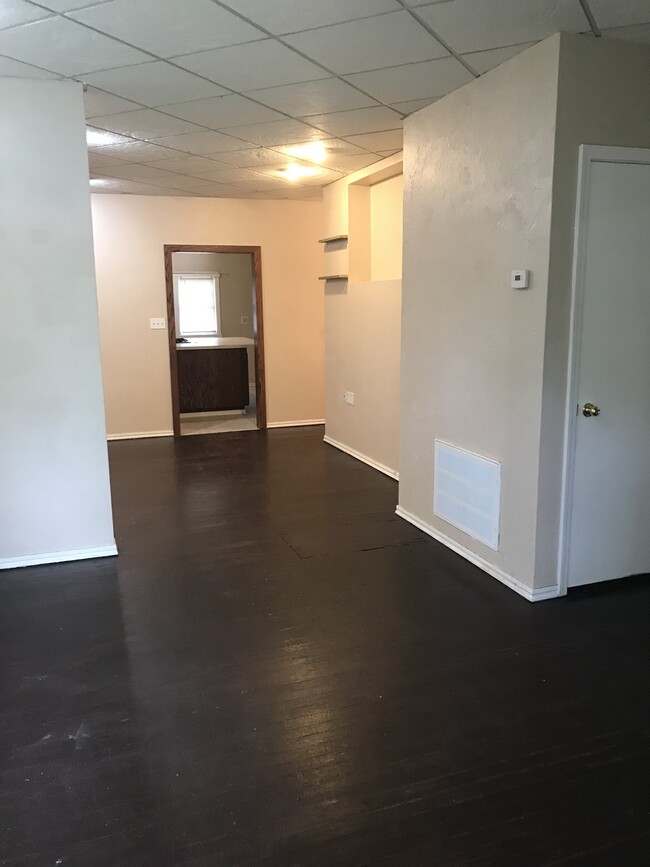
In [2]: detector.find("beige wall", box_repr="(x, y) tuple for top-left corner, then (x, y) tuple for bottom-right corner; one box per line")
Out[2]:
(0, 79), (115, 566)
(399, 33), (650, 597)
(92, 195), (324, 436)
(173, 251), (255, 380)
(399, 37), (561, 593)
(371, 175), (403, 281)
(323, 157), (403, 475)
(536, 34), (650, 587)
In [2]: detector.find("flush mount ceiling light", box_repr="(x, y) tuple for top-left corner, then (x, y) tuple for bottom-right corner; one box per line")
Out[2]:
(86, 127), (128, 148)
(282, 141), (329, 164)
(89, 178), (111, 186)
(277, 164), (321, 182)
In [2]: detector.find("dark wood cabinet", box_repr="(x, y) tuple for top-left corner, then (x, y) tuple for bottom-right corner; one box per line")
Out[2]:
(177, 348), (249, 413)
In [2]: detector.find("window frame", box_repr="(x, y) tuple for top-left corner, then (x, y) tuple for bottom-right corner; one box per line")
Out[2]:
(174, 272), (222, 338)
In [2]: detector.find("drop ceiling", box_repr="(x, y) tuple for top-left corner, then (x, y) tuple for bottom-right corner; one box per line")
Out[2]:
(1, 0), (648, 199)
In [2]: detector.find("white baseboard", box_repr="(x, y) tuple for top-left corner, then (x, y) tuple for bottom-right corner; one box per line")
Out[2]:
(107, 430), (173, 441)
(267, 419), (325, 429)
(395, 506), (560, 603)
(324, 435), (399, 481)
(0, 543), (118, 571)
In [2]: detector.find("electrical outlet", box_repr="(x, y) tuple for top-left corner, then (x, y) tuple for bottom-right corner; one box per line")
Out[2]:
(149, 317), (166, 330)
(241, 315), (250, 325)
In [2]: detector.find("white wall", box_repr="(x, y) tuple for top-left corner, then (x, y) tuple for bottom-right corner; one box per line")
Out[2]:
(0, 79), (115, 568)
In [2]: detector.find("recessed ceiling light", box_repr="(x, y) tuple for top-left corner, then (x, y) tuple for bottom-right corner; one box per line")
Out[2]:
(283, 142), (329, 163)
(278, 164), (321, 182)
(86, 127), (127, 148)
(90, 178), (111, 186)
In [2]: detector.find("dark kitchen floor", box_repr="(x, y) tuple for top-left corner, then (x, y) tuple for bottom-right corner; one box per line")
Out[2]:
(1, 427), (648, 866)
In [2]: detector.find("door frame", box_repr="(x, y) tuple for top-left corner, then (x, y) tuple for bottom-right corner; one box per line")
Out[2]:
(164, 244), (267, 436)
(557, 145), (650, 594)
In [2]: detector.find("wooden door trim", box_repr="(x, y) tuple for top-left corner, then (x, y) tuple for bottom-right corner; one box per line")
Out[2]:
(164, 244), (267, 436)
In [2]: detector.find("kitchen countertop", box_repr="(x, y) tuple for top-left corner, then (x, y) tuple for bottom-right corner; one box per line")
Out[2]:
(176, 337), (254, 351)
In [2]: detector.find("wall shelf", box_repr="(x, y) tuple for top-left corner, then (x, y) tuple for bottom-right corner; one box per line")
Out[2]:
(319, 235), (348, 244)
(319, 275), (348, 281)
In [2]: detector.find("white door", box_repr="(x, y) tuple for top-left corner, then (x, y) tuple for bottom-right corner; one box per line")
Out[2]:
(566, 147), (650, 588)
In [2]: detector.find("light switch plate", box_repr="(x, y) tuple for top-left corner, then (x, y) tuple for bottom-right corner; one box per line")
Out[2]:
(150, 317), (166, 329)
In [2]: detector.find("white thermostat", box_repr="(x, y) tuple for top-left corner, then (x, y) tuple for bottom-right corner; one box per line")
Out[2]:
(511, 269), (530, 289)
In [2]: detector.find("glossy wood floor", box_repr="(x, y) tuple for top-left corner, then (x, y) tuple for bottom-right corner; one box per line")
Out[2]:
(1, 428), (648, 866)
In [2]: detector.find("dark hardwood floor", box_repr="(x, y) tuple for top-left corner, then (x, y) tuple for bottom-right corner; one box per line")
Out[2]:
(1, 427), (648, 866)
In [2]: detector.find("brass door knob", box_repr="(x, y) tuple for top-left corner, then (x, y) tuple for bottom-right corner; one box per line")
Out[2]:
(582, 402), (601, 417)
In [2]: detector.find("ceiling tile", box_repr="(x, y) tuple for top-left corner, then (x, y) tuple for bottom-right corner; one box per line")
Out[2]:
(417, 0), (590, 54)
(206, 146), (301, 167)
(602, 22), (650, 42)
(221, 118), (326, 146)
(142, 155), (229, 174)
(345, 56), (474, 104)
(0, 54), (58, 78)
(463, 42), (536, 74)
(89, 140), (180, 161)
(344, 128), (403, 152)
(276, 138), (370, 158)
(253, 163), (342, 179)
(90, 108), (205, 139)
(376, 149), (402, 156)
(71, 0), (264, 57)
(284, 11), (448, 75)
(81, 62), (227, 108)
(83, 86), (141, 118)
(86, 125), (132, 147)
(141, 173), (217, 191)
(0, 2), (53, 30)
(588, 1), (650, 29)
(249, 77), (377, 116)
(88, 151), (130, 168)
(150, 130), (251, 154)
(159, 94), (283, 129)
(0, 16), (149, 75)
(189, 166), (275, 183)
(100, 162), (185, 183)
(300, 106), (403, 137)
(89, 176), (179, 195)
(390, 97), (439, 115)
(172, 39), (327, 91)
(314, 153), (382, 173)
(221, 0), (402, 34)
(183, 182), (250, 197)
(32, 1), (106, 10)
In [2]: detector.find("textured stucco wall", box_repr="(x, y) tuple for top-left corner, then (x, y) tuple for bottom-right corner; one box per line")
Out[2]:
(399, 37), (561, 593)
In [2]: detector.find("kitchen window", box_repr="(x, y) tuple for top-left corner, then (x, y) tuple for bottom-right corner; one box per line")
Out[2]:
(176, 274), (221, 337)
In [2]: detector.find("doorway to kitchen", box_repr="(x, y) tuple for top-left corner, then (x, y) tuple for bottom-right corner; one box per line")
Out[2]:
(164, 245), (266, 437)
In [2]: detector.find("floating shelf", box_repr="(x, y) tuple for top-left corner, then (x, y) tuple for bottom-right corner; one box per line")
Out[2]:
(318, 235), (348, 244)
(318, 275), (348, 281)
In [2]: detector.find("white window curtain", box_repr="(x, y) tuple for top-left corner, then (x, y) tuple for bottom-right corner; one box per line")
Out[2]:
(176, 274), (221, 336)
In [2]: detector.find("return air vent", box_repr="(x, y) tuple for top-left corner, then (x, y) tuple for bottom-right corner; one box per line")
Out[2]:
(434, 440), (501, 550)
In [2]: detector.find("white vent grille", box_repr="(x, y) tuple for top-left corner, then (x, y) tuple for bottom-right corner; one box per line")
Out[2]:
(434, 440), (501, 550)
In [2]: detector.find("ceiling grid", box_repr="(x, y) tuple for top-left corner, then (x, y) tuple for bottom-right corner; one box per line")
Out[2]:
(0, 0), (646, 198)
